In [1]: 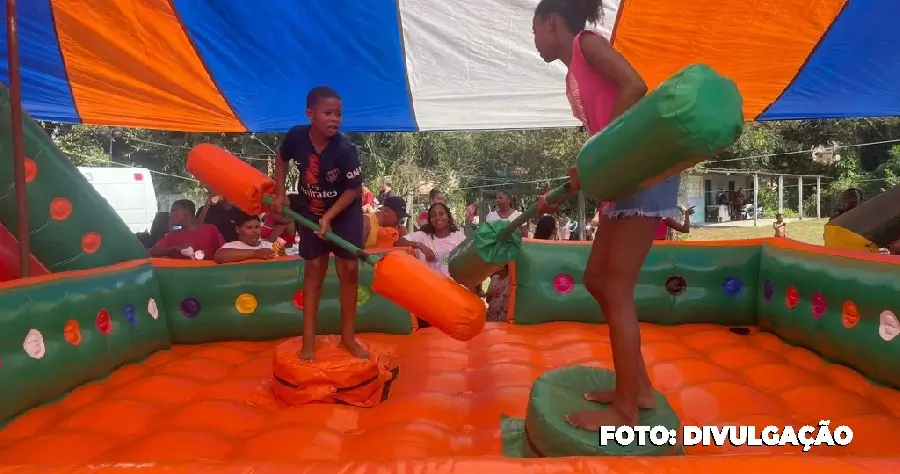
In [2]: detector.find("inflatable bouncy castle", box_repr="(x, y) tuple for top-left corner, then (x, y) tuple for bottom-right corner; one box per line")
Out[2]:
(3, 1), (900, 472)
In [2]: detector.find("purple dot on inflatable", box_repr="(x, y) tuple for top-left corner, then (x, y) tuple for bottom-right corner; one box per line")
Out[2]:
(812, 292), (827, 319)
(179, 298), (201, 318)
(123, 303), (137, 327)
(723, 277), (744, 298)
(553, 273), (575, 294)
(763, 280), (774, 301)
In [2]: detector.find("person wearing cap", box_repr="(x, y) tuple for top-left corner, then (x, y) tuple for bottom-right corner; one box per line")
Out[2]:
(364, 195), (409, 249)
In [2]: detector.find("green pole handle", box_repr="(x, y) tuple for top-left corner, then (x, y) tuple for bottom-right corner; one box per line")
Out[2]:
(261, 195), (381, 267)
(495, 182), (572, 241)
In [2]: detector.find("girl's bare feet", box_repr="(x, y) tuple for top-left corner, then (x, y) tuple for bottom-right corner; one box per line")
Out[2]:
(340, 337), (370, 359)
(584, 389), (656, 409)
(566, 404), (638, 431)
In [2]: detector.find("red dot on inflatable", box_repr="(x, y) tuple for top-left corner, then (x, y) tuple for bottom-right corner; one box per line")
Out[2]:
(785, 286), (800, 310)
(96, 309), (112, 335)
(293, 290), (304, 310)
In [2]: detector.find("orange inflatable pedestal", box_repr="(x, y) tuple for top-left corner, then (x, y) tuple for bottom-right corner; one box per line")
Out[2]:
(271, 336), (399, 408)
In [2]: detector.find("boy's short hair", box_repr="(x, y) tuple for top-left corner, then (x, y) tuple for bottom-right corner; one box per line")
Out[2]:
(172, 199), (196, 216)
(235, 212), (260, 227)
(307, 86), (341, 109)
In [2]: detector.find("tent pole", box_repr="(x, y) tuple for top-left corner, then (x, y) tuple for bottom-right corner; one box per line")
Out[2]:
(6, 0), (29, 277)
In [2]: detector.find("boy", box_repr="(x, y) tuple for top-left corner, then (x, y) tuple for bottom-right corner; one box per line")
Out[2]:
(272, 86), (367, 361)
(773, 213), (786, 238)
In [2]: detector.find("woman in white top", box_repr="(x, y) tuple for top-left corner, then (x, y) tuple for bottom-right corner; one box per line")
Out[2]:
(486, 191), (528, 235)
(214, 213), (276, 264)
(394, 202), (466, 278)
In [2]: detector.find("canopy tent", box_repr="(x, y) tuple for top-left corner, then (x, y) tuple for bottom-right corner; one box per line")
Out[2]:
(0, 0), (898, 133)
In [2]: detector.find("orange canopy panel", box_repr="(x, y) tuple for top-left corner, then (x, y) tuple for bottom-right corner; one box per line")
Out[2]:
(0, 1), (898, 131)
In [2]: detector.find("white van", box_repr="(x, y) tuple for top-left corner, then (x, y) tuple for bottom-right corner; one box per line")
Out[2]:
(77, 167), (158, 233)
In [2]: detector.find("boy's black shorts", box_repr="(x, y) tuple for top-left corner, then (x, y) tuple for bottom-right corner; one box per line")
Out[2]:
(293, 203), (364, 261)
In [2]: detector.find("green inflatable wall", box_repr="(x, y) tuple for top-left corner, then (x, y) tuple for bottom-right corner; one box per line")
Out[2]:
(156, 255), (413, 344)
(510, 240), (759, 326)
(2, 238), (900, 426)
(757, 243), (900, 387)
(0, 86), (148, 273)
(0, 262), (170, 423)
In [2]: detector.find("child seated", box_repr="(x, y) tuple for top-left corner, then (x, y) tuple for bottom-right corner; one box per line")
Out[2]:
(363, 196), (408, 248)
(214, 213), (276, 264)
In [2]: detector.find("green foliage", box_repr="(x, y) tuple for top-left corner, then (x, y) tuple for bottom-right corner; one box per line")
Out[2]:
(38, 117), (900, 220)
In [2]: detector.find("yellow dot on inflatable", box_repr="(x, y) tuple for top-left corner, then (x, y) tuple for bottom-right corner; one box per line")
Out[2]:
(235, 293), (258, 315)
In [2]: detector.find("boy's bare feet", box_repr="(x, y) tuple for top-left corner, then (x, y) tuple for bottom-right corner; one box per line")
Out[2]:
(340, 337), (370, 359)
(584, 389), (656, 409)
(298, 339), (316, 361)
(566, 404), (637, 431)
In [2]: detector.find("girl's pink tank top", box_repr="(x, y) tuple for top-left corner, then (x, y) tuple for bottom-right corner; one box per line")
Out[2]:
(654, 220), (668, 240)
(566, 31), (619, 136)
(569, 31), (620, 218)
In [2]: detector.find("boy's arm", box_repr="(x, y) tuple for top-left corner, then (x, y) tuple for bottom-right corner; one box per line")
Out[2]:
(324, 143), (363, 221)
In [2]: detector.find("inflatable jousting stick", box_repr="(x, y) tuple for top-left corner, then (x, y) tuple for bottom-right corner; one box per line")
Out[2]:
(448, 64), (745, 288)
(187, 144), (486, 341)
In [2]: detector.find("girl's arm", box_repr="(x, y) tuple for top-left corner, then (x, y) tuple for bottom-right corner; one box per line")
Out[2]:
(579, 34), (648, 120)
(394, 237), (423, 251)
(664, 214), (691, 234)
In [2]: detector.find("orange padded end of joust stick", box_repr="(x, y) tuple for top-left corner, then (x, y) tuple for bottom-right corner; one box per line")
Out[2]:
(373, 251), (486, 341)
(187, 144), (276, 215)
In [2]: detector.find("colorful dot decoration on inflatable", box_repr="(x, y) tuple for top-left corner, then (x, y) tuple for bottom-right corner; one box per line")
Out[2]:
(761, 281), (900, 345)
(147, 298), (159, 320)
(49, 197), (72, 221)
(785, 286), (800, 309)
(63, 319), (82, 346)
(880, 311), (899, 342)
(23, 157), (36, 183)
(763, 279), (774, 301)
(81, 232), (101, 254)
(95, 309), (112, 335)
(357, 286), (372, 306)
(180, 298), (202, 318)
(722, 276), (744, 297)
(292, 290), (304, 310)
(16, 297), (162, 362)
(123, 303), (138, 326)
(842, 301), (860, 329)
(553, 273), (574, 294)
(811, 292), (827, 319)
(235, 293), (258, 315)
(665, 276), (686, 296)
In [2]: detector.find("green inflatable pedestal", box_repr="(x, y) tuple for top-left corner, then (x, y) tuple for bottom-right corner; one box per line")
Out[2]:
(524, 366), (683, 457)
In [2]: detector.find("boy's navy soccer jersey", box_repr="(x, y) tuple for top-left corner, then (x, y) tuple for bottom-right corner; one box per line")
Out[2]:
(279, 125), (364, 260)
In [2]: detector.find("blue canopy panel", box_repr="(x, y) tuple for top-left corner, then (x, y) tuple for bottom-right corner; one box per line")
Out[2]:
(760, 0), (900, 120)
(171, 0), (417, 132)
(0, 0), (78, 123)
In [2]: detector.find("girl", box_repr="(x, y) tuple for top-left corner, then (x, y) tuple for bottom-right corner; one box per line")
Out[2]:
(534, 215), (558, 240)
(394, 202), (466, 277)
(486, 216), (557, 322)
(533, 0), (676, 431)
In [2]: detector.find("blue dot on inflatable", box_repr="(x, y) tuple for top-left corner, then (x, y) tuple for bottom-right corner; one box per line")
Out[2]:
(723, 277), (744, 298)
(123, 303), (137, 326)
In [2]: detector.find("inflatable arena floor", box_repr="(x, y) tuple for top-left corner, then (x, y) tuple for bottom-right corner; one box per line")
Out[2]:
(1, 238), (900, 472)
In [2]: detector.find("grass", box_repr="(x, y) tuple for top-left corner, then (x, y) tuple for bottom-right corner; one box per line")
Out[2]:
(683, 218), (828, 245)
